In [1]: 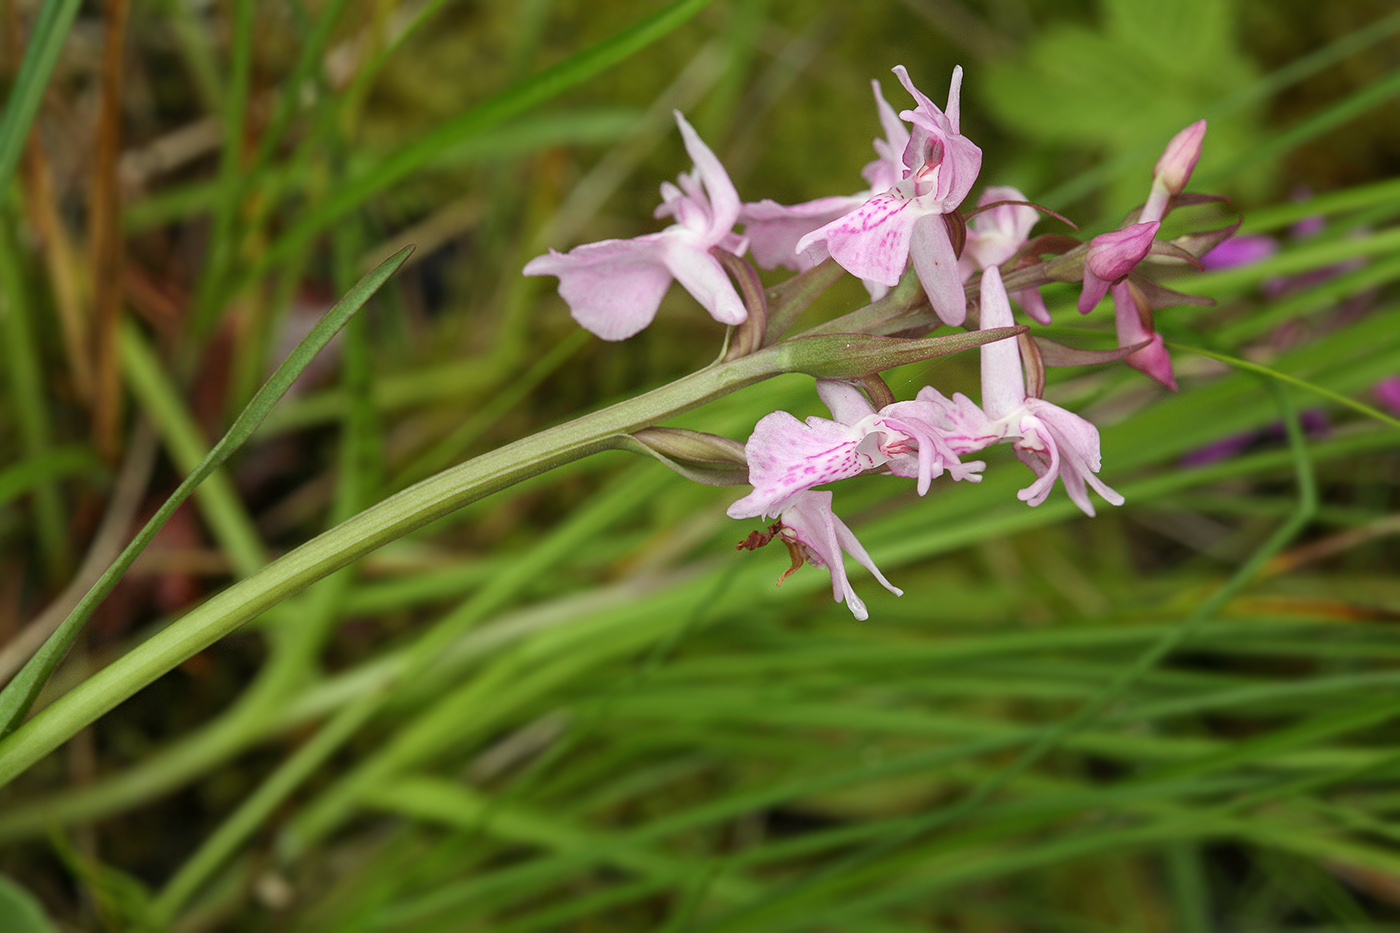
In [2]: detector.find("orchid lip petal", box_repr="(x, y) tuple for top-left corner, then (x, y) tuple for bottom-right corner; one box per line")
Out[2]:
(797, 191), (923, 288)
(775, 490), (902, 621)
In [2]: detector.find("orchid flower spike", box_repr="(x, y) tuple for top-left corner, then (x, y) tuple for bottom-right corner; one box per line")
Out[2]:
(795, 65), (983, 325)
(523, 111), (748, 341)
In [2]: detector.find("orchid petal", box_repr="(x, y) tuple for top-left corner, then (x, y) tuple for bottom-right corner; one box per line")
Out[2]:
(961, 185), (1039, 276)
(1113, 280), (1177, 390)
(1154, 120), (1207, 196)
(816, 379), (877, 426)
(740, 196), (867, 270)
(862, 79), (911, 192)
(945, 65), (964, 133)
(778, 490), (902, 621)
(1014, 286), (1052, 325)
(673, 111), (739, 235)
(977, 266), (1026, 418)
(726, 412), (869, 519)
(910, 213), (967, 325)
(1087, 223), (1160, 281)
(1078, 222), (1159, 314)
(1015, 401), (1124, 516)
(893, 65), (942, 131)
(797, 191), (921, 288)
(523, 236), (674, 341)
(662, 243), (747, 326)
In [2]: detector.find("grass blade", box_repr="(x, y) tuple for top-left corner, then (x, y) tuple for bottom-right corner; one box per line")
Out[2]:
(0, 245), (413, 737)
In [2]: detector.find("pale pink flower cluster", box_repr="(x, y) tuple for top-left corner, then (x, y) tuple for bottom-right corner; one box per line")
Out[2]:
(727, 265), (1122, 619)
(525, 66), (1209, 619)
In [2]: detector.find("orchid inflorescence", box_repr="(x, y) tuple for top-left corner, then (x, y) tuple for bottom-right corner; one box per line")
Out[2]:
(526, 65), (1229, 620)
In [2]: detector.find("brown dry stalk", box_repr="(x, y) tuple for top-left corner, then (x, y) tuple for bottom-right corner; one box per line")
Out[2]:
(90, 0), (131, 463)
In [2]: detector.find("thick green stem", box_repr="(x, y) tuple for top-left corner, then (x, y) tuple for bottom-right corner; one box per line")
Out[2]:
(0, 347), (785, 787)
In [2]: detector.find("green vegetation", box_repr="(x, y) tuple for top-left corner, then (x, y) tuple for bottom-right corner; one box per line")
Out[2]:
(1, 0), (1398, 929)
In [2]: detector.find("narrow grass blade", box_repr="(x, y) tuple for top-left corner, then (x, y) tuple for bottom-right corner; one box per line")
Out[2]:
(0, 0), (82, 198)
(0, 246), (413, 738)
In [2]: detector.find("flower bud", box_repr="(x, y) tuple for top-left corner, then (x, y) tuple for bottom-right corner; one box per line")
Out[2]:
(1078, 222), (1159, 314)
(1087, 223), (1160, 281)
(624, 428), (750, 487)
(1154, 120), (1207, 197)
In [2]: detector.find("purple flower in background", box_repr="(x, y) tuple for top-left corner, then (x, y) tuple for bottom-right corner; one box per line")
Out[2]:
(1375, 377), (1400, 416)
(524, 112), (747, 340)
(1202, 233), (1277, 271)
(1179, 409), (1331, 467)
(797, 65), (983, 325)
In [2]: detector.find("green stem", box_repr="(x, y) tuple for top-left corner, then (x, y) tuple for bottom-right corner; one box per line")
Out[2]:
(0, 345), (788, 787)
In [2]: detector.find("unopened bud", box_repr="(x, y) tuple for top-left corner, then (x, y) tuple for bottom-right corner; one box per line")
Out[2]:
(1154, 120), (1207, 196)
(1087, 223), (1159, 280)
(1078, 222), (1159, 314)
(625, 428), (749, 487)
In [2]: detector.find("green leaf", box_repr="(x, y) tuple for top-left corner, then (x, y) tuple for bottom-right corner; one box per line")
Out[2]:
(1103, 0), (1235, 76)
(982, 0), (1262, 205)
(0, 876), (56, 933)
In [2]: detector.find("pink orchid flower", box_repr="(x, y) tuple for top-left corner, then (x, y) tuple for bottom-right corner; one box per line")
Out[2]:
(740, 80), (910, 299)
(796, 65), (983, 326)
(978, 266), (1125, 516)
(727, 379), (982, 521)
(959, 185), (1049, 323)
(523, 111), (748, 341)
(775, 490), (903, 622)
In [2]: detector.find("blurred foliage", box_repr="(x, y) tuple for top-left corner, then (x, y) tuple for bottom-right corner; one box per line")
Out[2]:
(983, 0), (1264, 207)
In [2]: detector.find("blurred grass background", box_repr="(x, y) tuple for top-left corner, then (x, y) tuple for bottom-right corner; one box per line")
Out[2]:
(2, 0), (1400, 929)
